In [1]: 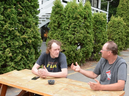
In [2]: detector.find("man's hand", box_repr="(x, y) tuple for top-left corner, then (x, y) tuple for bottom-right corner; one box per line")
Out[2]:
(38, 66), (49, 79)
(71, 62), (81, 72)
(88, 79), (102, 91)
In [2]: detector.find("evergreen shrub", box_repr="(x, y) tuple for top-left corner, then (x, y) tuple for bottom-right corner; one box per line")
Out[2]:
(63, 1), (94, 65)
(48, 0), (94, 65)
(47, 0), (64, 42)
(91, 13), (108, 60)
(107, 16), (126, 53)
(116, 0), (129, 49)
(0, 0), (41, 74)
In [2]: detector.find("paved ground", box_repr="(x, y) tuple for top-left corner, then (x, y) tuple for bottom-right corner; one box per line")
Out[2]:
(2, 42), (129, 96)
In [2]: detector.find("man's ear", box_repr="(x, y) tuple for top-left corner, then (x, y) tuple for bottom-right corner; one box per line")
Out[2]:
(108, 50), (112, 55)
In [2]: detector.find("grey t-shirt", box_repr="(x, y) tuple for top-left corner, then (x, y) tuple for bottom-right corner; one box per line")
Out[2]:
(36, 52), (67, 72)
(93, 56), (127, 85)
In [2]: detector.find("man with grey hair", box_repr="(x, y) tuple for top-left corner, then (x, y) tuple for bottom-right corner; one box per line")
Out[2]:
(71, 41), (127, 91)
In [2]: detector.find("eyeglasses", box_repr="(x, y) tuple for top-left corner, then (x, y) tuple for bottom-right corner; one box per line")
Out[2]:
(101, 49), (110, 51)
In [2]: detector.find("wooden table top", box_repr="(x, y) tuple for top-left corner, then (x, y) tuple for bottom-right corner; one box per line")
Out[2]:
(0, 69), (125, 96)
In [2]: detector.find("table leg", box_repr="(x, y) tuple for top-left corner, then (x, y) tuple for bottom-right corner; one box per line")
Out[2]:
(17, 90), (27, 96)
(0, 83), (2, 86)
(29, 92), (34, 96)
(17, 90), (34, 96)
(0, 84), (7, 96)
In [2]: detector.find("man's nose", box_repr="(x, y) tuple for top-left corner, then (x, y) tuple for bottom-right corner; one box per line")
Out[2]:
(99, 51), (101, 54)
(99, 50), (102, 54)
(57, 50), (60, 53)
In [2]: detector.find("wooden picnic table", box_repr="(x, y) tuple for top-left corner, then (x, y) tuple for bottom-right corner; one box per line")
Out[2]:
(0, 69), (125, 96)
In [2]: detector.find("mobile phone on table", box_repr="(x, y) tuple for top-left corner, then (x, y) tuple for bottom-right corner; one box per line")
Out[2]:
(31, 76), (39, 80)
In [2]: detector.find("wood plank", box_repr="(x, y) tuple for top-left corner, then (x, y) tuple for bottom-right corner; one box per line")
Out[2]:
(0, 70), (52, 96)
(0, 69), (125, 96)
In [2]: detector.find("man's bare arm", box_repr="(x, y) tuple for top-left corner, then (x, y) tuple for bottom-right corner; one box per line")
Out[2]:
(32, 63), (68, 78)
(89, 79), (125, 91)
(47, 68), (68, 78)
(100, 80), (125, 91)
(32, 63), (40, 76)
(79, 69), (98, 79)
(71, 62), (98, 79)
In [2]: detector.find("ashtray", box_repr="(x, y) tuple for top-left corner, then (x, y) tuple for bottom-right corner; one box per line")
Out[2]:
(48, 80), (55, 85)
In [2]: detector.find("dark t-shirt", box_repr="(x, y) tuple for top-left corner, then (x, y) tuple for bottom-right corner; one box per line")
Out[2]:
(36, 52), (67, 72)
(93, 56), (127, 85)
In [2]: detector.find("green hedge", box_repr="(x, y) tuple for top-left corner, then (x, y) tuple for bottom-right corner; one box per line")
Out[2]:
(91, 13), (108, 60)
(116, 0), (129, 49)
(48, 0), (93, 65)
(0, 0), (41, 74)
(47, 0), (64, 42)
(107, 16), (126, 53)
(47, 0), (127, 65)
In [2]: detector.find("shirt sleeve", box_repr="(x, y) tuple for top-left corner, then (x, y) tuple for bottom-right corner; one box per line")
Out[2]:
(118, 63), (127, 82)
(59, 53), (67, 69)
(36, 52), (46, 66)
(93, 58), (105, 75)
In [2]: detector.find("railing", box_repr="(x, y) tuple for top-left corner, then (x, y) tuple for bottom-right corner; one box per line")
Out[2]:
(91, 7), (108, 22)
(38, 0), (108, 28)
(38, 0), (54, 28)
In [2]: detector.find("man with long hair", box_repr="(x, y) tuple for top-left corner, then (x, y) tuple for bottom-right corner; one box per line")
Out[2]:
(32, 39), (68, 78)
(32, 40), (68, 96)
